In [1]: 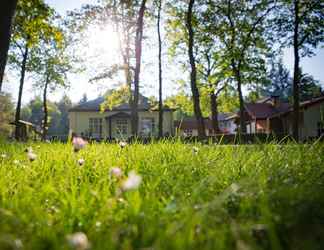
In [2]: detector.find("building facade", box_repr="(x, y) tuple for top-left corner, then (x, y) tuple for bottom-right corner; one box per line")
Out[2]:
(69, 96), (174, 139)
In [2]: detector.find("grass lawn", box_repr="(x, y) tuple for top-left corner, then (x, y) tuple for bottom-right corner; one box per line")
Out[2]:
(0, 141), (323, 250)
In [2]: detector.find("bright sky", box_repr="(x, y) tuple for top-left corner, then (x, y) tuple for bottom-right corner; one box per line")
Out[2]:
(3, 0), (324, 105)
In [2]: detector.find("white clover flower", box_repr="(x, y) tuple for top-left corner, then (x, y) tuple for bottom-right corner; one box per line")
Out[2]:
(122, 171), (142, 191)
(119, 141), (128, 149)
(78, 159), (85, 166)
(110, 167), (122, 178)
(72, 137), (87, 152)
(67, 232), (90, 250)
(27, 151), (37, 162)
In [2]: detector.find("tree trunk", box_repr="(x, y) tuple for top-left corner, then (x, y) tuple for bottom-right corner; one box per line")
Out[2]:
(292, 0), (300, 142)
(131, 0), (146, 136)
(210, 92), (220, 134)
(157, 0), (163, 138)
(14, 44), (28, 140)
(232, 60), (246, 134)
(0, 0), (18, 91)
(42, 74), (50, 141)
(186, 0), (206, 139)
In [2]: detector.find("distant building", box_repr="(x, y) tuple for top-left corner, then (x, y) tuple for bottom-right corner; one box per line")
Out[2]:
(174, 113), (236, 137)
(233, 95), (324, 140)
(68, 94), (174, 140)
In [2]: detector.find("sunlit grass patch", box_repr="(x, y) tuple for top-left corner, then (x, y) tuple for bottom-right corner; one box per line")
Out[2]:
(0, 141), (323, 249)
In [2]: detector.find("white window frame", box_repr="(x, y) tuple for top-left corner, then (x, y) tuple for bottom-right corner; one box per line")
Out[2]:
(89, 118), (102, 137)
(183, 129), (193, 137)
(141, 117), (155, 136)
(116, 119), (128, 135)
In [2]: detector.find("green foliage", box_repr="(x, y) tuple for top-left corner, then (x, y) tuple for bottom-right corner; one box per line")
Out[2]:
(8, 0), (59, 72)
(21, 95), (72, 136)
(0, 142), (324, 249)
(165, 91), (194, 119)
(273, 0), (324, 57)
(100, 85), (131, 111)
(0, 93), (14, 138)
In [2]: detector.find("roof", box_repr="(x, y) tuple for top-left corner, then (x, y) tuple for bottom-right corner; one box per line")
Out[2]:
(244, 102), (291, 119)
(69, 94), (173, 112)
(300, 95), (324, 109)
(10, 120), (35, 127)
(174, 117), (213, 130)
(270, 95), (324, 118)
(216, 112), (235, 121)
(174, 113), (235, 130)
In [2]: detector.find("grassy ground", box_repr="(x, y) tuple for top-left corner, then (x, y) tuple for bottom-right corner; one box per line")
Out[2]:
(0, 140), (323, 250)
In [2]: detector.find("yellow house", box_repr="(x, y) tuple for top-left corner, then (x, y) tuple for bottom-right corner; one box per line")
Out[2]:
(68, 95), (174, 140)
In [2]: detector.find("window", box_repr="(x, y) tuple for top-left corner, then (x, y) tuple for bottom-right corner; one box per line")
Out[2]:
(141, 118), (155, 135)
(116, 119), (128, 135)
(183, 129), (193, 137)
(89, 118), (102, 137)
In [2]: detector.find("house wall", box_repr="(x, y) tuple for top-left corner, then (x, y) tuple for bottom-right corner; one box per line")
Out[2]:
(220, 119), (237, 134)
(300, 102), (324, 140)
(256, 119), (268, 133)
(68, 110), (174, 138)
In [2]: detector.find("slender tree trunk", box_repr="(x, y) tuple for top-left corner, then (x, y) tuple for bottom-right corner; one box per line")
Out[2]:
(210, 92), (220, 134)
(232, 60), (246, 134)
(132, 0), (147, 136)
(0, 0), (18, 91)
(292, 0), (300, 142)
(157, 0), (163, 138)
(186, 0), (206, 139)
(14, 44), (28, 140)
(42, 74), (50, 141)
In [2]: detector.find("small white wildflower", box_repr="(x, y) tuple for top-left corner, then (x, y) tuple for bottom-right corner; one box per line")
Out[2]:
(119, 141), (128, 149)
(95, 221), (102, 228)
(14, 239), (23, 249)
(1, 153), (7, 159)
(72, 137), (87, 152)
(67, 232), (90, 250)
(192, 146), (199, 154)
(122, 171), (142, 191)
(78, 159), (85, 166)
(230, 183), (240, 193)
(110, 167), (122, 178)
(25, 146), (34, 153)
(27, 151), (37, 162)
(13, 160), (20, 165)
